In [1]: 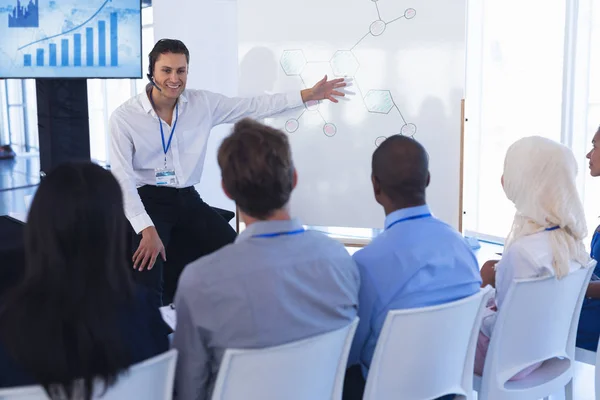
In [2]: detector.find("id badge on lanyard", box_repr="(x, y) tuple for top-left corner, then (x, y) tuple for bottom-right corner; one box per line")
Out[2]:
(155, 167), (178, 186)
(155, 104), (179, 187)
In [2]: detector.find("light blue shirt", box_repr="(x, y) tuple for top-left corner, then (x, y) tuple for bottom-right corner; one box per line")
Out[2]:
(173, 218), (359, 400)
(348, 205), (482, 375)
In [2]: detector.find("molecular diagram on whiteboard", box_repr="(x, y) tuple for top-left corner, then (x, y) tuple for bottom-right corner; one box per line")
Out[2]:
(280, 2), (417, 146)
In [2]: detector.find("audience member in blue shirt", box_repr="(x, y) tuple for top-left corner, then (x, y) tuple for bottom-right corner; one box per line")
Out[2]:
(343, 135), (482, 400)
(577, 125), (600, 351)
(0, 162), (169, 399)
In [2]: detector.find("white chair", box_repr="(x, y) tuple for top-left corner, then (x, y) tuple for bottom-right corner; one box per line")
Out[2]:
(211, 317), (359, 400)
(362, 286), (494, 400)
(574, 335), (600, 399)
(0, 385), (47, 400)
(0, 349), (178, 400)
(474, 262), (595, 400)
(94, 348), (177, 399)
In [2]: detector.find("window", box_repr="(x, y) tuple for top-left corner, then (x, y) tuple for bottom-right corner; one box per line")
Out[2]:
(0, 79), (38, 152)
(88, 6), (154, 164)
(464, 0), (567, 240)
(580, 0), (600, 239)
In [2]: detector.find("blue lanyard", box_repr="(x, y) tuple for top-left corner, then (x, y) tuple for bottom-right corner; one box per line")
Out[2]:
(253, 228), (306, 238)
(545, 226), (560, 231)
(159, 104), (179, 166)
(386, 213), (432, 230)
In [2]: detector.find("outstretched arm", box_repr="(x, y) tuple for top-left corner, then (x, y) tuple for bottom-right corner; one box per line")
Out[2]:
(207, 75), (349, 126)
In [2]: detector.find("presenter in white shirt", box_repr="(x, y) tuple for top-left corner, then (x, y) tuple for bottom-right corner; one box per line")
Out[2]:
(109, 39), (348, 307)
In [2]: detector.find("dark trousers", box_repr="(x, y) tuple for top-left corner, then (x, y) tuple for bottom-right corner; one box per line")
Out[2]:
(342, 365), (366, 400)
(342, 365), (457, 400)
(131, 185), (237, 307)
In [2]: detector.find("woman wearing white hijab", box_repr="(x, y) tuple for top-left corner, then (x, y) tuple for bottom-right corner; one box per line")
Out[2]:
(475, 135), (590, 378)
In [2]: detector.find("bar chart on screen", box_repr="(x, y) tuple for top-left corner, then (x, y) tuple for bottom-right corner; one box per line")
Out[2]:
(0, 0), (141, 78)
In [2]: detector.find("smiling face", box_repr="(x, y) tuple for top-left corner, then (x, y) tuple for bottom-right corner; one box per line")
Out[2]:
(586, 129), (600, 177)
(152, 52), (188, 99)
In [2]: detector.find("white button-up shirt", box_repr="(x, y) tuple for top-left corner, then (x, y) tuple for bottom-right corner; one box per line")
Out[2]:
(109, 86), (304, 233)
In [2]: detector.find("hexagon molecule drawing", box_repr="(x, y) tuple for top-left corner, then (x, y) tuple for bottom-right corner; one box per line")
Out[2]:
(280, 50), (307, 76)
(280, 2), (417, 145)
(330, 51), (360, 77)
(364, 90), (394, 114)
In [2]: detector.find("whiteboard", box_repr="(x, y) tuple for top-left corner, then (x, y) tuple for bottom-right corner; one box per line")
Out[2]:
(238, 0), (466, 230)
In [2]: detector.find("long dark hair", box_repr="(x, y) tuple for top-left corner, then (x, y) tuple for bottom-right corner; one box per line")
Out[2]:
(0, 162), (135, 399)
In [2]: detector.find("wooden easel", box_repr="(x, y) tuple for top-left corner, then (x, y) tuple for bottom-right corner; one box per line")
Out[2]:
(459, 98), (465, 233)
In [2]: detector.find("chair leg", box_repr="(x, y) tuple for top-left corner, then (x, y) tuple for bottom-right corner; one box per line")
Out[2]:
(564, 378), (574, 400)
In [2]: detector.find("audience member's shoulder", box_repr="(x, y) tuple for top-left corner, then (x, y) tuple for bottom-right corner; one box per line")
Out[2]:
(304, 229), (353, 256)
(351, 231), (391, 266)
(352, 222), (410, 255)
(425, 217), (474, 249)
(177, 242), (238, 291)
(508, 232), (551, 254)
(428, 216), (464, 235)
(353, 216), (468, 262)
(501, 232), (552, 269)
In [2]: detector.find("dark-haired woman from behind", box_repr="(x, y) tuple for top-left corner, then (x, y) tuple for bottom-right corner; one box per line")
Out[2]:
(0, 162), (169, 399)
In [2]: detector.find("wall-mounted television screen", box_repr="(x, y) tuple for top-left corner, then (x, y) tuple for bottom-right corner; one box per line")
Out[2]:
(0, 0), (142, 78)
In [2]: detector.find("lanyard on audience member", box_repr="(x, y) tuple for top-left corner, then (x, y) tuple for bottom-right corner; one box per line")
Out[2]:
(386, 213), (432, 230)
(158, 104), (179, 169)
(253, 228), (306, 238)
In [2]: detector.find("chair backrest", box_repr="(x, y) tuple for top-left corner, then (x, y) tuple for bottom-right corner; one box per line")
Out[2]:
(0, 386), (47, 400)
(363, 287), (494, 400)
(0, 350), (177, 400)
(480, 261), (595, 394)
(211, 317), (359, 400)
(93, 349), (177, 400)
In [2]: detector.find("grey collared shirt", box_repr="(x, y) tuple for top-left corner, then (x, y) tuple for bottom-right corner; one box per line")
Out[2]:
(172, 219), (359, 400)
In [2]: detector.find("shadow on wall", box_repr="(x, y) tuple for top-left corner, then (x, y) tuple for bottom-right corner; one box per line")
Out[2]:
(414, 93), (463, 228)
(239, 46), (278, 96)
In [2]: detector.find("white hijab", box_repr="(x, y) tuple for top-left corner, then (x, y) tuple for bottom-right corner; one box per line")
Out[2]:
(502, 136), (589, 278)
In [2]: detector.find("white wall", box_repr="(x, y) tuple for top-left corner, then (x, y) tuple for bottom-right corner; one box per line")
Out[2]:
(152, 0), (237, 216)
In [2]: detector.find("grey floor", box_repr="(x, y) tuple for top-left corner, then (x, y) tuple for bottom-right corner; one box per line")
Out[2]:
(0, 155), (40, 215)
